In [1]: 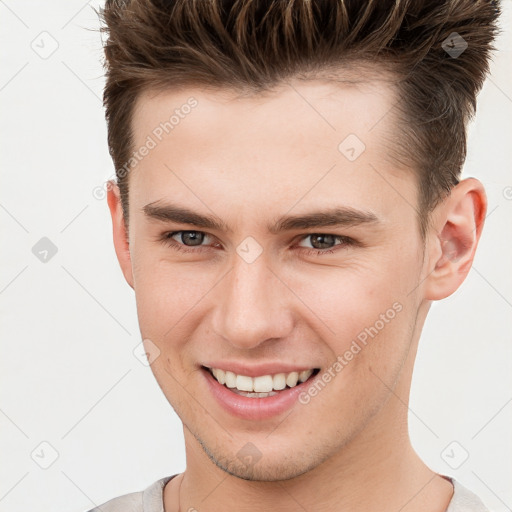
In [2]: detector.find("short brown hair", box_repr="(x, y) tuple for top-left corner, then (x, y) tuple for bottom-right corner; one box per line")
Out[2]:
(99, 0), (500, 239)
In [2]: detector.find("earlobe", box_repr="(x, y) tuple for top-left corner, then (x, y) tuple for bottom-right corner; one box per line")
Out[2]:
(106, 180), (134, 289)
(423, 178), (487, 301)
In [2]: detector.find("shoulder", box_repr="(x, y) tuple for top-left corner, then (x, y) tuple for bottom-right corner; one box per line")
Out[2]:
(85, 490), (143, 512)
(83, 475), (176, 512)
(445, 476), (492, 512)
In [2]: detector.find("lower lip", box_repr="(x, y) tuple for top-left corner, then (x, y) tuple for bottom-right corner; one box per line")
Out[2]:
(201, 367), (318, 421)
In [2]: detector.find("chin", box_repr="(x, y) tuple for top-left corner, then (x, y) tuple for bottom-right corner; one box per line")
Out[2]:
(218, 456), (314, 482)
(196, 433), (333, 482)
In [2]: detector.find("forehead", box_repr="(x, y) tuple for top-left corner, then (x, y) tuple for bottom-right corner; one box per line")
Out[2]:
(132, 76), (398, 147)
(128, 77), (415, 223)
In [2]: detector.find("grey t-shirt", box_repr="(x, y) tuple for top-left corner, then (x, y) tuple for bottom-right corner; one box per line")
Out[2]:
(86, 474), (491, 512)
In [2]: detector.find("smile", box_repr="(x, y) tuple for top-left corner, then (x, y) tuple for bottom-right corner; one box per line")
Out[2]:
(204, 366), (320, 398)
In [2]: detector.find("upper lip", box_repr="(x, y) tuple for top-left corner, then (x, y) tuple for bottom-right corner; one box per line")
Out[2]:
(202, 362), (320, 378)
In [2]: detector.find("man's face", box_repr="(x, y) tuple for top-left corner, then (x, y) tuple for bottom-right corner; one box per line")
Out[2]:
(121, 79), (430, 480)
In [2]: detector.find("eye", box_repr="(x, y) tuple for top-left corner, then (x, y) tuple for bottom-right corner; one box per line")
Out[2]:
(160, 230), (216, 253)
(296, 233), (356, 255)
(170, 231), (207, 246)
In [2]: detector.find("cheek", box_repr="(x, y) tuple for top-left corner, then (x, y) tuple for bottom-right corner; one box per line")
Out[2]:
(288, 255), (413, 335)
(131, 257), (212, 396)
(130, 244), (215, 341)
(284, 251), (419, 387)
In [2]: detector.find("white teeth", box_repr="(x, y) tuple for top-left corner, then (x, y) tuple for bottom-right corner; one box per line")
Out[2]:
(253, 375), (273, 393)
(208, 367), (316, 393)
(215, 368), (226, 385)
(225, 371), (237, 388)
(236, 374), (254, 392)
(299, 369), (313, 383)
(286, 371), (299, 387)
(272, 373), (286, 390)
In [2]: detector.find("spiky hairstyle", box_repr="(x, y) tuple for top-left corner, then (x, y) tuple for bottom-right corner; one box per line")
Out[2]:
(99, 0), (500, 238)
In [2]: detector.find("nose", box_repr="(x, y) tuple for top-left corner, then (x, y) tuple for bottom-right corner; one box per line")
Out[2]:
(211, 253), (294, 350)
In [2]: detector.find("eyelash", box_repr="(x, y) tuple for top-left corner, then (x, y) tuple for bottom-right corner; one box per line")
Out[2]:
(159, 231), (356, 256)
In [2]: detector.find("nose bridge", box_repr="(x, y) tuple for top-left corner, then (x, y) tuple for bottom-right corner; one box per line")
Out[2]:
(212, 253), (293, 349)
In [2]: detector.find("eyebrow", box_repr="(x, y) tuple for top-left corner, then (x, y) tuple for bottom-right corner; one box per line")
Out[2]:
(142, 201), (380, 234)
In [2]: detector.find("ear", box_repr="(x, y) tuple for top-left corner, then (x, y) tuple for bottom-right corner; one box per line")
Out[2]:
(107, 181), (134, 289)
(423, 178), (487, 301)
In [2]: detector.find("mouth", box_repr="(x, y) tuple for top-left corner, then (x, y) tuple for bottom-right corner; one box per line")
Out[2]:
(202, 365), (321, 398)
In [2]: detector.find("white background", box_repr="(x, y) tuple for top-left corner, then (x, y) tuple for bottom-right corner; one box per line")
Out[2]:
(0, 2), (511, 511)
